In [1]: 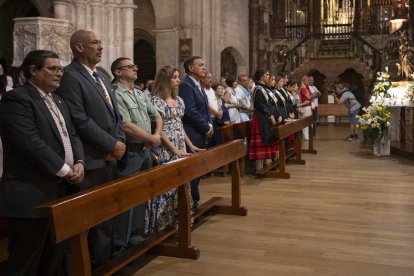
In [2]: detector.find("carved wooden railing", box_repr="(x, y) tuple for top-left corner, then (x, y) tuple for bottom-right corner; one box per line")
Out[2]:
(281, 32), (315, 73)
(282, 26), (381, 82)
(284, 24), (308, 39)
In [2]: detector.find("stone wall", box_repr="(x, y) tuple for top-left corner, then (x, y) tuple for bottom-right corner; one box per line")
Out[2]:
(10, 0), (249, 78)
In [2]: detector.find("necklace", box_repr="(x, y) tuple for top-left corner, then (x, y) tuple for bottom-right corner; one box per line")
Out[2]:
(42, 94), (68, 137)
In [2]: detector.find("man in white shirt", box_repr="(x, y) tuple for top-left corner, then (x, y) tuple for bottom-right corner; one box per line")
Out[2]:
(234, 74), (252, 122)
(202, 72), (222, 120)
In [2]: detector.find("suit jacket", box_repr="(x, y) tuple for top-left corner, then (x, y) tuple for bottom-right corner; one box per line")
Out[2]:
(56, 60), (125, 170)
(178, 75), (212, 148)
(0, 84), (84, 218)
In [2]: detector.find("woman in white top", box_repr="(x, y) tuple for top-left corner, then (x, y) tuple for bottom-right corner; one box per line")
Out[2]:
(223, 78), (241, 124)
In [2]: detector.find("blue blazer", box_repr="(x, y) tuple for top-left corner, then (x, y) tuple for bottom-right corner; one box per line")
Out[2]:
(179, 75), (212, 148)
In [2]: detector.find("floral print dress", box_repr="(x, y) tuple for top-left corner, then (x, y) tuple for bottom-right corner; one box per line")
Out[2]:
(145, 95), (190, 233)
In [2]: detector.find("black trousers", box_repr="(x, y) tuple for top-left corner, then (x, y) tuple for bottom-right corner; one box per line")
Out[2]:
(188, 137), (207, 204)
(3, 217), (66, 276)
(80, 163), (118, 266)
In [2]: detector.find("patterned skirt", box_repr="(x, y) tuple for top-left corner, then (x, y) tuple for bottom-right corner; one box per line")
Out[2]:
(248, 113), (278, 160)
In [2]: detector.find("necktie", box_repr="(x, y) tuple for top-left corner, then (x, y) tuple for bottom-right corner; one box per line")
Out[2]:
(92, 71), (113, 109)
(44, 94), (74, 167)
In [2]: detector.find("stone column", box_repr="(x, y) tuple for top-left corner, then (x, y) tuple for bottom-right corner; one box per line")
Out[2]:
(53, 0), (70, 20)
(354, 0), (361, 33)
(307, 0), (313, 34)
(154, 28), (180, 70)
(410, 0), (414, 36)
(273, 0), (285, 38)
(210, 0), (221, 79)
(73, 1), (87, 29)
(249, 0), (259, 75)
(312, 0), (321, 34)
(12, 17), (75, 67)
(359, 0), (369, 34)
(106, 1), (116, 66)
(120, 0), (136, 59)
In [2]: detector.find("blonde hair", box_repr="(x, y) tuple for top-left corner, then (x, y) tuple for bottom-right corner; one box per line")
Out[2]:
(152, 66), (179, 100)
(300, 75), (308, 88)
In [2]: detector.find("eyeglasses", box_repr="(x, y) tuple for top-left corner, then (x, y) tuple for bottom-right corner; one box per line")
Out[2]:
(117, 64), (138, 70)
(44, 66), (65, 74)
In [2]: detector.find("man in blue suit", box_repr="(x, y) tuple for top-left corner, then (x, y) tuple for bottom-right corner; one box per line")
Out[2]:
(179, 56), (213, 209)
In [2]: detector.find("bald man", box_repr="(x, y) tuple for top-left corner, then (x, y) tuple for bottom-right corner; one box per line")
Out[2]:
(56, 29), (126, 265)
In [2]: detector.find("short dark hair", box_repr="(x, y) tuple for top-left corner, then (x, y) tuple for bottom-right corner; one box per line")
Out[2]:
(110, 57), (130, 81)
(277, 72), (287, 78)
(287, 79), (297, 87)
(21, 50), (59, 80)
(226, 78), (236, 88)
(253, 68), (267, 83)
(211, 82), (223, 91)
(183, 56), (202, 74)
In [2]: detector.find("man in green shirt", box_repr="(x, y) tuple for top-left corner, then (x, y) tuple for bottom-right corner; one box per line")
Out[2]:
(110, 57), (163, 256)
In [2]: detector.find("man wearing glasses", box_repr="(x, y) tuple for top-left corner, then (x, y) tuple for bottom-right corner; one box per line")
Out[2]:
(110, 57), (162, 256)
(56, 29), (126, 266)
(0, 50), (85, 275)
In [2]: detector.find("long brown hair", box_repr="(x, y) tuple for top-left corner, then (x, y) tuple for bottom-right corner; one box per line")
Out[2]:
(152, 66), (179, 100)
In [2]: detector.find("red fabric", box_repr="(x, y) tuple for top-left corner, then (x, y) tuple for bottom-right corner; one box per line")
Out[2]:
(300, 87), (311, 106)
(200, 81), (208, 89)
(249, 113), (278, 160)
(288, 134), (295, 149)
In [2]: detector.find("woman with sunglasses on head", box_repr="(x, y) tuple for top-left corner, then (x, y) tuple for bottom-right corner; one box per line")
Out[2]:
(147, 65), (202, 233)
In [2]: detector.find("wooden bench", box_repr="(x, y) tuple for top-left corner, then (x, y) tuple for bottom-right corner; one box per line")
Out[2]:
(0, 218), (7, 264)
(215, 121), (250, 177)
(33, 140), (247, 276)
(317, 103), (348, 123)
(258, 116), (317, 179)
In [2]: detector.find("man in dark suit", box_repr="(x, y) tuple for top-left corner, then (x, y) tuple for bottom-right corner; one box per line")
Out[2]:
(178, 56), (213, 209)
(56, 29), (126, 265)
(0, 50), (85, 276)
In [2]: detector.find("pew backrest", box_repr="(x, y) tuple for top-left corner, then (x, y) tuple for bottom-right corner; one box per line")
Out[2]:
(35, 140), (246, 244)
(317, 103), (348, 117)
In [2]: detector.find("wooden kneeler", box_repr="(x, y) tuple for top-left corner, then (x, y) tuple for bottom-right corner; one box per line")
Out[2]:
(35, 140), (247, 276)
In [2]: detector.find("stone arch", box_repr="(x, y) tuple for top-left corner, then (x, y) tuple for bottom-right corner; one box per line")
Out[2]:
(220, 47), (246, 80)
(134, 37), (156, 83)
(133, 0), (156, 82)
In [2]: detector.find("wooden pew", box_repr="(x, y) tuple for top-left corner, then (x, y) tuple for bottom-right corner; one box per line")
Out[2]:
(232, 122), (250, 177)
(317, 103), (348, 123)
(0, 218), (7, 263)
(258, 116), (317, 179)
(34, 140), (247, 276)
(215, 122), (250, 177)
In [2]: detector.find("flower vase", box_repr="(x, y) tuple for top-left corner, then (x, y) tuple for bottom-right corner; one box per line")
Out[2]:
(373, 131), (390, 156)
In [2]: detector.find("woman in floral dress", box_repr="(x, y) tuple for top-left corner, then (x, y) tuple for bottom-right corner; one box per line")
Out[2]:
(146, 66), (201, 233)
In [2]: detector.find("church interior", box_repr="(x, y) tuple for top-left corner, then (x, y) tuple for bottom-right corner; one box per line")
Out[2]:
(1, 0), (414, 275)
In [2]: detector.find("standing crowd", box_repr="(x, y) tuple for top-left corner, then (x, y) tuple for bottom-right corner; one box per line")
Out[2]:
(0, 29), (326, 275)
